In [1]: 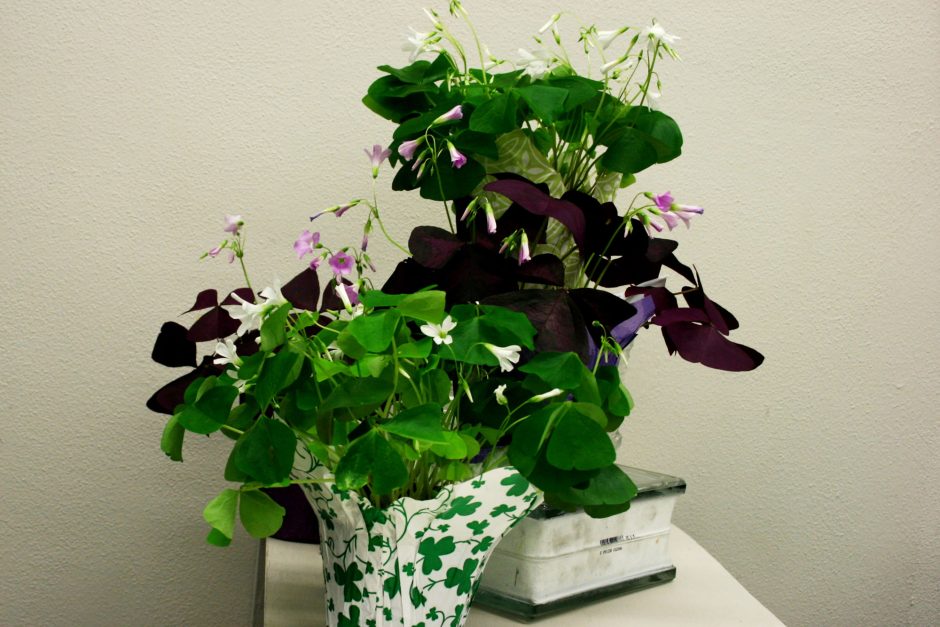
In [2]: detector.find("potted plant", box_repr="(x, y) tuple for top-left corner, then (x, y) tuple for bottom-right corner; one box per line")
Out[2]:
(147, 4), (762, 625)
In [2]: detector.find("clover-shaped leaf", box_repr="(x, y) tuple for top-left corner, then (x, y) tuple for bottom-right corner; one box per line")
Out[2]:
(500, 473), (531, 497)
(410, 585), (426, 608)
(418, 536), (456, 575)
(471, 536), (494, 555)
(334, 562), (364, 602)
(438, 496), (481, 520)
(337, 606), (360, 627)
(490, 504), (517, 517)
(466, 520), (489, 536)
(444, 558), (479, 595)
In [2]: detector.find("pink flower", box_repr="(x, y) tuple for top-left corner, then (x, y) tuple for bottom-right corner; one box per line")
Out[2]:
(659, 212), (680, 231)
(223, 214), (243, 234)
(484, 199), (497, 234)
(446, 141), (467, 169)
(361, 233), (369, 251)
(459, 197), (478, 221)
(672, 204), (704, 227)
(652, 192), (674, 212)
(398, 138), (424, 160)
(365, 144), (391, 178)
(432, 105), (463, 126)
(308, 257), (320, 270)
(310, 200), (359, 221)
(328, 251), (355, 276)
(293, 230), (320, 259)
(518, 231), (531, 265)
(208, 245), (222, 258)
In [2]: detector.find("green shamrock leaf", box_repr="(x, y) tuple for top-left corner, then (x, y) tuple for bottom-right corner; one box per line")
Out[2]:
(334, 562), (364, 602)
(450, 604), (465, 627)
(383, 574), (399, 599)
(403, 562), (416, 576)
(337, 606), (359, 627)
(438, 496), (482, 520)
(410, 585), (427, 608)
(444, 558), (480, 595)
(466, 520), (490, 536)
(501, 472), (531, 497)
(418, 536), (456, 574)
(471, 536), (494, 555)
(383, 608), (392, 621)
(490, 504), (517, 517)
(426, 608), (440, 620)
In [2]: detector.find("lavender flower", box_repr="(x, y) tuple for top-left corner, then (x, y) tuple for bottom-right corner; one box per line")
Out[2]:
(518, 231), (531, 264)
(223, 214), (243, 234)
(446, 141), (467, 169)
(328, 251), (355, 276)
(432, 105), (463, 126)
(398, 137), (424, 160)
(484, 199), (497, 234)
(293, 230), (320, 259)
(365, 144), (391, 178)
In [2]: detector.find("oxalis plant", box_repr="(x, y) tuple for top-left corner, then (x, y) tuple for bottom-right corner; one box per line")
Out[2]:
(148, 3), (763, 547)
(150, 213), (636, 546)
(369, 3), (764, 370)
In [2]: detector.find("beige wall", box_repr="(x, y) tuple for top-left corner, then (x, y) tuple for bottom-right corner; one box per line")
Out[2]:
(2, 1), (937, 625)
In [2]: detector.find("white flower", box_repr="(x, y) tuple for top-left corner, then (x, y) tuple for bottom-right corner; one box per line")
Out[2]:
(595, 28), (623, 50)
(229, 279), (288, 336)
(516, 48), (554, 79)
(229, 293), (265, 336)
(484, 343), (522, 372)
(420, 315), (457, 345)
(335, 284), (353, 312)
(538, 13), (561, 35)
(213, 338), (241, 367)
(259, 279), (286, 308)
(641, 22), (679, 48)
(601, 56), (635, 77)
(403, 28), (440, 62)
(493, 384), (508, 406)
(530, 388), (564, 402)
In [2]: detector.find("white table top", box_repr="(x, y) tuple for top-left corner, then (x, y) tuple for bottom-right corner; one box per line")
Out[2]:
(257, 527), (784, 626)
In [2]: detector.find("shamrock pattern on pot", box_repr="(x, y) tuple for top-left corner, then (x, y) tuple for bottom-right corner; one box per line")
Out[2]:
(293, 444), (542, 626)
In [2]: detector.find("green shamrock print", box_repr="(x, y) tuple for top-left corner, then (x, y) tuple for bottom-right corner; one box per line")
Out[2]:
(501, 472), (531, 497)
(471, 536), (494, 555)
(337, 605), (360, 627)
(418, 536), (456, 575)
(490, 503), (517, 517)
(444, 558), (480, 595)
(410, 585), (427, 608)
(438, 496), (482, 520)
(466, 520), (489, 536)
(333, 562), (364, 602)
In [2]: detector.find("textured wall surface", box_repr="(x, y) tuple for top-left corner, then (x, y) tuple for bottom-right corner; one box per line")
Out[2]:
(1, 1), (937, 626)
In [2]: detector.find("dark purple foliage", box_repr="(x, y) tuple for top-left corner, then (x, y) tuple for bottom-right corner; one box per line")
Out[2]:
(183, 289), (220, 313)
(282, 268), (321, 312)
(485, 179), (587, 250)
(187, 306), (240, 342)
(661, 323), (764, 371)
(151, 321), (196, 368)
